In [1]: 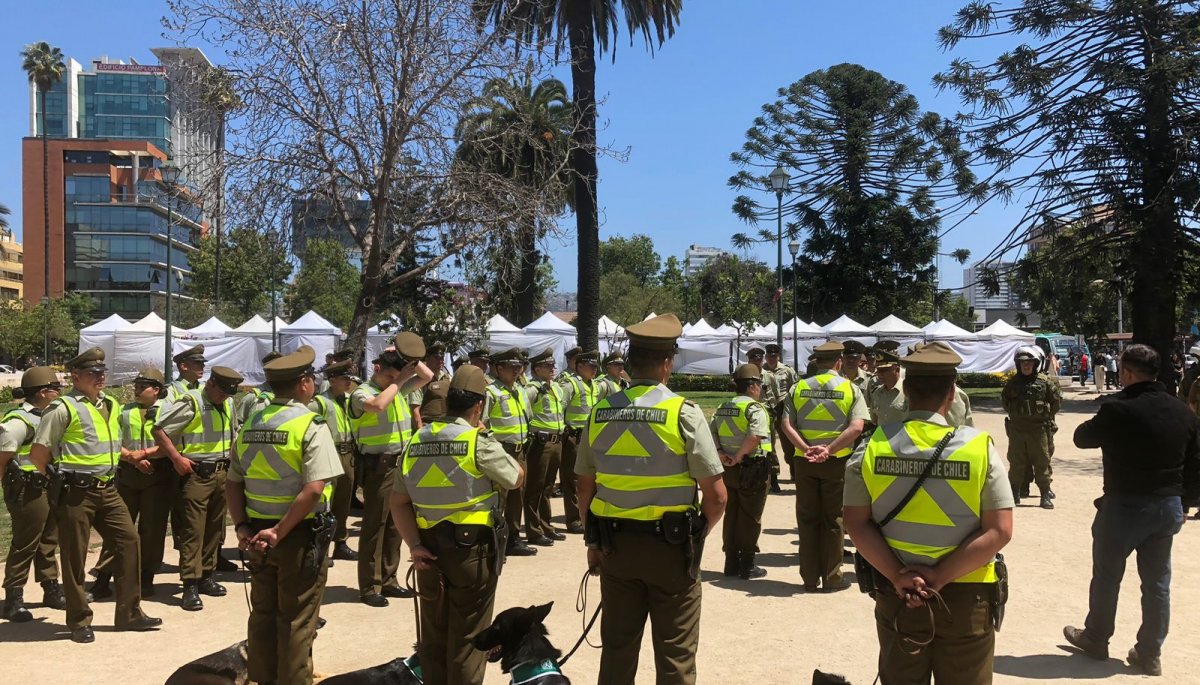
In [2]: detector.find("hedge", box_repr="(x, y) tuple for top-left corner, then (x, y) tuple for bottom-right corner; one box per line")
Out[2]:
(670, 371), (1013, 391)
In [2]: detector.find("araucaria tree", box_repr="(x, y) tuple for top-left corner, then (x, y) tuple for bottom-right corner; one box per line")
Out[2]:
(936, 0), (1200, 380)
(168, 0), (570, 352)
(730, 63), (980, 323)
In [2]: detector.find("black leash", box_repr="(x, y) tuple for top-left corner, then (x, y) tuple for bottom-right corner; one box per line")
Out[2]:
(557, 570), (602, 668)
(405, 563), (444, 647)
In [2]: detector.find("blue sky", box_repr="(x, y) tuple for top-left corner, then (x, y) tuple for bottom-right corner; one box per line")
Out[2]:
(1, 0), (1023, 297)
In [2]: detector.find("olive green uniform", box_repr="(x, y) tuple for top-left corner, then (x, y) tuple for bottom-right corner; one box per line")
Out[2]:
(576, 382), (724, 685)
(349, 381), (410, 597)
(558, 373), (600, 528)
(309, 391), (355, 544)
(870, 379), (975, 429)
(483, 380), (530, 537)
(763, 363), (798, 473)
(232, 399), (343, 685)
(1001, 372), (1061, 494)
(710, 395), (772, 564)
(34, 391), (147, 631)
(394, 417), (519, 685)
(2, 405), (60, 592)
(524, 380), (564, 539)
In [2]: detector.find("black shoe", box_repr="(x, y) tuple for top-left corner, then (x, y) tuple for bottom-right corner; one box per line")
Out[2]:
(739, 554), (767, 580)
(41, 580), (67, 610)
(141, 573), (156, 598)
(565, 522), (585, 535)
(331, 542), (358, 561)
(769, 474), (782, 494)
(89, 576), (113, 601)
(1040, 492), (1055, 510)
(723, 553), (739, 577)
(1047, 488), (1057, 499)
(552, 486), (563, 498)
(317, 617), (327, 630)
(116, 615), (163, 632)
(1063, 626), (1108, 660)
(545, 530), (567, 541)
(3, 590), (32, 623)
(181, 584), (204, 612)
(215, 556), (238, 572)
(506, 542), (538, 557)
(71, 626), (96, 643)
(360, 593), (389, 608)
(1020, 484), (1031, 499)
(197, 577), (227, 597)
(821, 580), (851, 593)
(381, 585), (413, 599)
(802, 583), (820, 593)
(1127, 647), (1162, 676)
(528, 535), (554, 547)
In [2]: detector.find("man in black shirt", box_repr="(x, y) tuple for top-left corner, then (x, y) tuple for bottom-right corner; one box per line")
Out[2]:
(1063, 345), (1200, 676)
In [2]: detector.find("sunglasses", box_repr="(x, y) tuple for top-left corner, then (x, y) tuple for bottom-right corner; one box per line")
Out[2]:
(80, 368), (106, 377)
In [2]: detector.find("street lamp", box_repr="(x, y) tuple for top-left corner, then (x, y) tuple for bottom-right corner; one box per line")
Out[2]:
(161, 165), (181, 382)
(788, 239), (800, 366)
(769, 166), (791, 350)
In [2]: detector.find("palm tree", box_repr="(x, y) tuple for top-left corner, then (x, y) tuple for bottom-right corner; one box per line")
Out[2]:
(457, 69), (573, 325)
(199, 65), (243, 310)
(0, 202), (10, 231)
(473, 0), (682, 349)
(21, 41), (66, 362)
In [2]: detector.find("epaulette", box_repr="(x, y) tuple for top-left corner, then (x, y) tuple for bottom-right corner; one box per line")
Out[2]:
(311, 414), (326, 425)
(683, 399), (700, 410)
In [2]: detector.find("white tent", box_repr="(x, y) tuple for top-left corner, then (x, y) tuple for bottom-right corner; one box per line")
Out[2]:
(174, 335), (261, 386)
(681, 322), (693, 334)
(823, 315), (876, 346)
(681, 320), (723, 338)
(782, 317), (826, 337)
(676, 319), (737, 374)
(279, 311), (343, 362)
(715, 324), (739, 337)
(78, 314), (129, 361)
(230, 315), (290, 360)
(977, 320), (1035, 341)
(971, 320), (1034, 373)
(366, 317), (402, 369)
(186, 316), (232, 339)
(487, 314), (521, 333)
(644, 312), (658, 321)
(522, 312), (578, 369)
(598, 315), (626, 340)
(111, 313), (168, 382)
(871, 314), (924, 337)
(922, 319), (978, 340)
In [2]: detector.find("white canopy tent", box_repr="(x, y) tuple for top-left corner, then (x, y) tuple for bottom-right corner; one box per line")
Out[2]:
(977, 320), (1035, 341)
(870, 314), (925, 351)
(111, 313), (168, 382)
(972, 320), (1035, 373)
(522, 312), (578, 370)
(483, 314), (529, 356)
(923, 319), (978, 340)
(279, 311), (343, 362)
(676, 319), (736, 375)
(78, 314), (129, 362)
(175, 335), (262, 385)
(186, 317), (232, 340)
(366, 317), (402, 368)
(823, 315), (877, 345)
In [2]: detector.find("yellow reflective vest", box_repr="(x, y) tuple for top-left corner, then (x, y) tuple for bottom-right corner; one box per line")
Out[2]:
(791, 372), (857, 457)
(564, 374), (598, 429)
(236, 402), (331, 520)
(711, 397), (772, 458)
(119, 400), (161, 454)
(3, 405), (40, 471)
(351, 381), (413, 455)
(529, 381), (565, 433)
(57, 395), (121, 480)
(486, 381), (528, 444)
(400, 421), (498, 528)
(176, 389), (233, 462)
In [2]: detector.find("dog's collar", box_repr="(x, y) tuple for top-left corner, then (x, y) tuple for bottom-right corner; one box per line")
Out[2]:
(403, 654), (424, 682)
(510, 659), (561, 684)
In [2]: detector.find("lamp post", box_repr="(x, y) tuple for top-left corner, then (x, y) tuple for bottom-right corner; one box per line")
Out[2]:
(161, 165), (181, 382)
(788, 239), (800, 366)
(769, 166), (791, 350)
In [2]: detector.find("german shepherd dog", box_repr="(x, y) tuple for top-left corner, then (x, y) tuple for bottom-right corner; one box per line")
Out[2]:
(164, 641), (250, 685)
(471, 602), (570, 684)
(318, 647), (423, 684)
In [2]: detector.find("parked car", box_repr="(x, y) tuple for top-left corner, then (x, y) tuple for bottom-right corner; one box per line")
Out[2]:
(0, 365), (15, 374)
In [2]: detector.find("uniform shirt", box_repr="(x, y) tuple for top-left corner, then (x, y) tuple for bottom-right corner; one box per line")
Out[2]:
(708, 395), (771, 455)
(763, 363), (798, 407)
(235, 386), (273, 430)
(947, 387), (975, 428)
(783, 373), (871, 425)
(164, 378), (201, 408)
(33, 390), (115, 450)
(481, 381), (530, 424)
(227, 399), (344, 486)
(1002, 372), (1062, 424)
(155, 388), (232, 442)
(844, 411), (1014, 513)
(869, 381), (974, 429)
(392, 416), (520, 495)
(407, 369), (452, 408)
(597, 374), (627, 399)
(758, 368), (782, 409)
(558, 373), (595, 407)
(574, 380), (725, 480)
(0, 402), (37, 454)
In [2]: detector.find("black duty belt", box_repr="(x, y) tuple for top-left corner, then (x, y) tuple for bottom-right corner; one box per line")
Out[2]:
(531, 431), (563, 444)
(422, 521), (493, 547)
(599, 518), (664, 536)
(61, 471), (116, 491)
(335, 442), (353, 455)
(190, 459), (231, 478)
(13, 469), (50, 488)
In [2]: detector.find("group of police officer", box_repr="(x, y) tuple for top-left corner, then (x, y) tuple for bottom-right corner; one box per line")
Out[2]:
(0, 314), (1059, 685)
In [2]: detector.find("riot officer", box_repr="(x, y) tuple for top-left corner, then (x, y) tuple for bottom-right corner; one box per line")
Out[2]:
(525, 348), (567, 545)
(780, 341), (868, 592)
(28, 348), (161, 643)
(1, 367), (65, 621)
(229, 346), (343, 685)
(558, 350), (601, 534)
(577, 314), (727, 685)
(408, 342), (451, 428)
(153, 366), (242, 611)
(484, 347), (536, 556)
(389, 365), (523, 685)
(310, 358), (358, 562)
(711, 363), (772, 579)
(1002, 347), (1062, 508)
(844, 342), (1013, 684)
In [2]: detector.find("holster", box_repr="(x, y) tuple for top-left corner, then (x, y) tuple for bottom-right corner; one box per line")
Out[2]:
(301, 513), (337, 580)
(991, 553), (1009, 632)
(662, 510), (706, 580)
(738, 457), (773, 490)
(2, 462), (22, 505)
(491, 507), (509, 576)
(586, 515), (615, 554)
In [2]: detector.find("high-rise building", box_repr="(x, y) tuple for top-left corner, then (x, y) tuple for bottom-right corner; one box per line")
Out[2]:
(0, 228), (23, 300)
(23, 49), (218, 320)
(290, 195), (367, 268)
(684, 244), (728, 279)
(963, 260), (1038, 328)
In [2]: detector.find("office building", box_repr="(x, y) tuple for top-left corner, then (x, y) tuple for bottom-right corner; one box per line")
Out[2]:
(963, 260), (1039, 329)
(0, 228), (22, 300)
(684, 244), (728, 279)
(290, 194), (367, 268)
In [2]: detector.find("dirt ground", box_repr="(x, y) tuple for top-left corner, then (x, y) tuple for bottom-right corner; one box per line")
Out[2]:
(2, 385), (1199, 684)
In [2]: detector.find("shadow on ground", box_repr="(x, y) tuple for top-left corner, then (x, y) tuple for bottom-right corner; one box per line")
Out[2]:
(994, 650), (1132, 680)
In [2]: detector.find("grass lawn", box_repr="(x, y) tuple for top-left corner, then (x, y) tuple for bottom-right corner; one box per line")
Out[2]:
(963, 387), (1003, 402)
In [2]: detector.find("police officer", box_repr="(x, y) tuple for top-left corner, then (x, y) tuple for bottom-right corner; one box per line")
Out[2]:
(154, 366), (241, 611)
(577, 314), (727, 685)
(349, 334), (432, 606)
(390, 365), (522, 685)
(236, 351), (283, 428)
(762, 342), (797, 490)
(229, 345), (343, 685)
(408, 342), (451, 428)
(310, 359), (358, 562)
(598, 351), (629, 397)
(92, 368), (171, 598)
(711, 363), (772, 580)
(28, 348), (161, 643)
(469, 348), (491, 379)
(844, 342), (1013, 685)
(1002, 347), (1062, 508)
(485, 347), (536, 556)
(841, 340), (873, 393)
(558, 350), (601, 535)
(1, 367), (64, 621)
(867, 350), (906, 426)
(780, 341), (868, 592)
(166, 345), (207, 405)
(525, 348), (567, 545)
(557, 346), (582, 385)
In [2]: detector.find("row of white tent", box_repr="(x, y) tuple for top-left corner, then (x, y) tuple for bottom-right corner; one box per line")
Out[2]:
(80, 310), (1034, 385)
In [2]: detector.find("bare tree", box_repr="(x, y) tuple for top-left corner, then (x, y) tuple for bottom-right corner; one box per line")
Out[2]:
(166, 0), (574, 352)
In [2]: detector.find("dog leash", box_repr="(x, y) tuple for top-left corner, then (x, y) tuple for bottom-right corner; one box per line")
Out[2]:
(870, 588), (948, 685)
(405, 563), (444, 647)
(556, 570), (603, 668)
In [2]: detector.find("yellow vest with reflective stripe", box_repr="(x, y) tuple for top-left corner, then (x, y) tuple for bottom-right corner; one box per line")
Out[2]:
(119, 401), (161, 454)
(165, 379), (199, 406)
(564, 375), (598, 429)
(57, 395), (121, 480)
(177, 389), (233, 462)
(3, 406), (40, 471)
(236, 402), (332, 520)
(791, 372), (856, 457)
(711, 397), (772, 458)
(401, 421), (498, 528)
(587, 384), (696, 521)
(529, 381), (565, 432)
(351, 382), (413, 455)
(861, 420), (997, 584)
(310, 394), (351, 446)
(486, 382), (528, 444)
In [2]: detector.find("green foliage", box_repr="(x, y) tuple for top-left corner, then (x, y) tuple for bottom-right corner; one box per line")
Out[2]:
(693, 254), (773, 328)
(287, 238), (360, 330)
(0, 293), (94, 364)
(957, 372), (1014, 389)
(599, 271), (682, 328)
(669, 374), (735, 392)
(188, 228), (292, 322)
(390, 281), (492, 353)
(597, 234), (683, 326)
(21, 42), (66, 92)
(599, 234), (662, 287)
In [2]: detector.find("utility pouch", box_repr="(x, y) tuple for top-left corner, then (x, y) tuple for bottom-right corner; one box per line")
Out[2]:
(739, 457), (772, 490)
(854, 551), (878, 595)
(584, 515), (602, 548)
(47, 470), (64, 507)
(491, 508), (509, 576)
(991, 553), (1009, 632)
(661, 511), (690, 546)
(2, 462), (22, 504)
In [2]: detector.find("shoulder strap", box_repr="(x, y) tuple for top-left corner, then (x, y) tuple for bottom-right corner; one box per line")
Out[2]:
(877, 429), (957, 528)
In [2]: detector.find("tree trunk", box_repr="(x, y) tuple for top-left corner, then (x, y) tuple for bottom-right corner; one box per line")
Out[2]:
(566, 3), (600, 351)
(40, 88), (51, 363)
(215, 117), (225, 309)
(515, 219), (539, 326)
(345, 199), (389, 362)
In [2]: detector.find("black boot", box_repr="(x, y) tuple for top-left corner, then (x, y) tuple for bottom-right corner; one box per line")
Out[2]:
(331, 541), (358, 561)
(723, 552), (739, 577)
(181, 582), (204, 611)
(141, 572), (156, 598)
(739, 553), (767, 580)
(1011, 484), (1021, 507)
(769, 473), (782, 494)
(41, 580), (67, 610)
(1040, 490), (1055, 510)
(3, 589), (32, 623)
(89, 573), (113, 601)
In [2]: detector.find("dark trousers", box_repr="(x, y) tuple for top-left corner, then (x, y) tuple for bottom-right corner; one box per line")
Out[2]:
(1085, 494), (1184, 657)
(247, 527), (328, 685)
(560, 432), (582, 526)
(177, 469), (228, 581)
(875, 582), (995, 684)
(331, 448), (355, 542)
(1007, 424), (1053, 491)
(3, 481), (59, 590)
(96, 460), (175, 578)
(416, 533), (497, 685)
(721, 460), (770, 556)
(500, 442), (527, 540)
(54, 484), (146, 630)
(524, 438), (559, 538)
(358, 462), (401, 595)
(793, 457), (847, 587)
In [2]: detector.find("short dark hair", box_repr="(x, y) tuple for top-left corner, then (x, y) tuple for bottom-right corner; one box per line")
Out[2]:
(627, 346), (673, 376)
(1121, 344), (1160, 378)
(447, 388), (485, 414)
(735, 378), (760, 394)
(902, 374), (956, 407)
